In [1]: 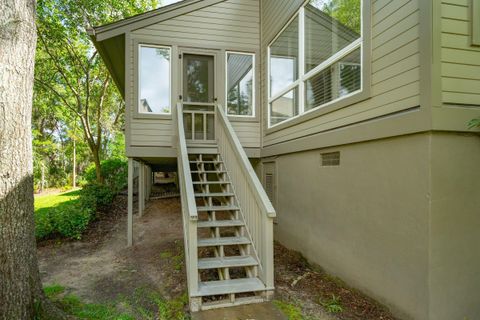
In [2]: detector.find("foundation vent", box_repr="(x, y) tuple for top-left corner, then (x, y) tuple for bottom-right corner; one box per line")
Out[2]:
(321, 152), (340, 166)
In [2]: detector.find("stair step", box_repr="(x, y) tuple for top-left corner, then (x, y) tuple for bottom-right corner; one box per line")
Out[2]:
(197, 236), (250, 247)
(197, 219), (244, 228)
(190, 161), (222, 164)
(193, 181), (230, 185)
(191, 170), (227, 174)
(195, 192), (234, 197)
(197, 206), (240, 212)
(196, 278), (266, 297)
(198, 256), (258, 270)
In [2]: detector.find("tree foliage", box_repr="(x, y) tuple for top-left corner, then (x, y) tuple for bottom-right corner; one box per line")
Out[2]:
(34, 0), (158, 186)
(311, 0), (361, 34)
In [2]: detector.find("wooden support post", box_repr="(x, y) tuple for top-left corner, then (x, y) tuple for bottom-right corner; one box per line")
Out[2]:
(139, 162), (145, 217)
(127, 158), (133, 247)
(147, 166), (152, 200)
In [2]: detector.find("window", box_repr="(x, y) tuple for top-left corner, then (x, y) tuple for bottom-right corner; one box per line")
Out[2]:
(226, 52), (255, 117)
(268, 0), (363, 127)
(138, 45), (171, 114)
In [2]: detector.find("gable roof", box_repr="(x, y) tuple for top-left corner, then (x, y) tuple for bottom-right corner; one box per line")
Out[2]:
(88, 0), (226, 41)
(88, 0), (227, 98)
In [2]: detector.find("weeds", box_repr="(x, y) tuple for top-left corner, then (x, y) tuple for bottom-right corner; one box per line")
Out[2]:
(320, 294), (343, 313)
(42, 284), (189, 320)
(273, 300), (303, 320)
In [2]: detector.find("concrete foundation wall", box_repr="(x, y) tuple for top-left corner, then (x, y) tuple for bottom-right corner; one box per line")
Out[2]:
(429, 132), (480, 320)
(268, 131), (480, 319)
(271, 133), (431, 319)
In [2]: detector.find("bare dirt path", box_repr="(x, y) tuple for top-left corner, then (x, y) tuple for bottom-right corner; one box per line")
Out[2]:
(38, 196), (398, 320)
(38, 197), (187, 304)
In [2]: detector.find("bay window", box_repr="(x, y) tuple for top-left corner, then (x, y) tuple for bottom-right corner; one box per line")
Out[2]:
(268, 0), (363, 127)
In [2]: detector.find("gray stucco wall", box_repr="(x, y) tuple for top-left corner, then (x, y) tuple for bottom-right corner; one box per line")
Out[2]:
(266, 132), (480, 320)
(429, 132), (480, 320)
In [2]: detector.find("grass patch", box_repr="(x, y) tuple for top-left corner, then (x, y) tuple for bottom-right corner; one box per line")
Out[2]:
(43, 285), (189, 320)
(273, 300), (303, 320)
(34, 189), (81, 213)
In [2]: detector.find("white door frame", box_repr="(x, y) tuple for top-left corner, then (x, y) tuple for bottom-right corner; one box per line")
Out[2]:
(178, 47), (221, 105)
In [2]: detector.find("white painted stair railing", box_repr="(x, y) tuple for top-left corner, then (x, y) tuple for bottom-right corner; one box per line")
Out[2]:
(175, 103), (276, 311)
(215, 105), (276, 290)
(175, 103), (199, 299)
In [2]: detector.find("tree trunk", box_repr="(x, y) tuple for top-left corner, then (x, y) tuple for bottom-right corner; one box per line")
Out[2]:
(92, 147), (104, 184)
(41, 162), (45, 192)
(0, 1), (65, 319)
(72, 138), (76, 188)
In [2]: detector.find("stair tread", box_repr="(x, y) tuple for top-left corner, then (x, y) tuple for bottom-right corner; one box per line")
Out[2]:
(197, 236), (250, 247)
(193, 181), (230, 185)
(197, 219), (244, 228)
(190, 161), (222, 163)
(196, 278), (265, 297)
(198, 255), (258, 270)
(197, 205), (240, 212)
(195, 192), (234, 197)
(191, 170), (226, 173)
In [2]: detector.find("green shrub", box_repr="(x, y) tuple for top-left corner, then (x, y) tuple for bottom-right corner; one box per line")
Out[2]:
(35, 211), (55, 239)
(84, 158), (127, 192)
(51, 205), (93, 240)
(79, 183), (116, 213)
(35, 159), (127, 241)
(80, 158), (127, 212)
(35, 191), (93, 240)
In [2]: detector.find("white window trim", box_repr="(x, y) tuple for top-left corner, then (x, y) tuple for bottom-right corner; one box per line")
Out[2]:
(473, 0), (480, 46)
(225, 51), (256, 118)
(138, 44), (172, 115)
(267, 1), (365, 129)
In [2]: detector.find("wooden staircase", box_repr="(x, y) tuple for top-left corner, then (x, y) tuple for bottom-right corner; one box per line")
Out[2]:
(175, 103), (275, 312)
(189, 152), (269, 309)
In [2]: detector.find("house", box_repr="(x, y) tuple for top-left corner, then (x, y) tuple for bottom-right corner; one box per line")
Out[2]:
(88, 0), (480, 318)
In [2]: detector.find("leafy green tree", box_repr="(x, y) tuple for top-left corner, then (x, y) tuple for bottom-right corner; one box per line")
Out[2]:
(311, 0), (361, 34)
(34, 0), (158, 184)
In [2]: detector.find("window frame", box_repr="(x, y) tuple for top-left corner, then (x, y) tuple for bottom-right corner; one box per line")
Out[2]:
(473, 0), (480, 46)
(137, 43), (172, 116)
(225, 51), (256, 118)
(267, 0), (370, 130)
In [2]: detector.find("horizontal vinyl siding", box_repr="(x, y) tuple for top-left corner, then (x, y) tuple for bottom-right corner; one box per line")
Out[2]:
(127, 0), (261, 150)
(132, 0), (260, 50)
(261, 0), (421, 147)
(231, 121), (261, 148)
(441, 0), (480, 105)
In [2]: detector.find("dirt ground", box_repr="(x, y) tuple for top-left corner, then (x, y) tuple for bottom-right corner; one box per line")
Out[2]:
(38, 196), (187, 305)
(38, 195), (398, 320)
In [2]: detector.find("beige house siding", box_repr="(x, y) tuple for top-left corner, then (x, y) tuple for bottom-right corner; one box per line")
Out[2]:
(260, 0), (422, 148)
(441, 0), (480, 105)
(126, 0), (261, 152)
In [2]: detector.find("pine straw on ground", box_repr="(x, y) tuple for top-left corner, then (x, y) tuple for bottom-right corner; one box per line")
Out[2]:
(274, 242), (398, 320)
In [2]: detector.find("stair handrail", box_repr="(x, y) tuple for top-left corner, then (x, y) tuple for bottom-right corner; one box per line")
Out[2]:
(176, 103), (198, 221)
(216, 106), (276, 218)
(175, 103), (199, 300)
(215, 104), (276, 289)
